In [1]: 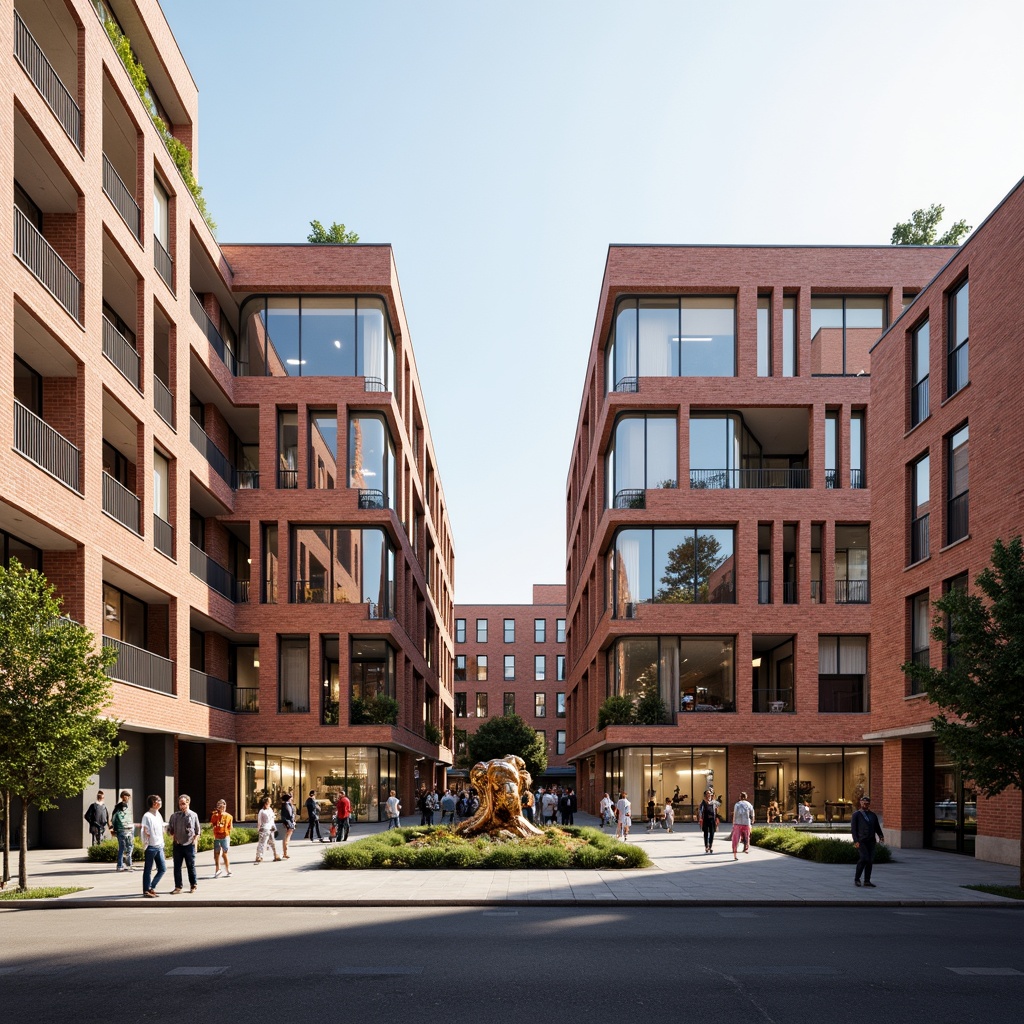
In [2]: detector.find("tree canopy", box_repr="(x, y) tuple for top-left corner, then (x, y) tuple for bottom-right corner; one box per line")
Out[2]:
(902, 536), (1024, 887)
(657, 533), (727, 603)
(466, 713), (547, 786)
(307, 219), (360, 244)
(891, 203), (971, 246)
(0, 561), (123, 889)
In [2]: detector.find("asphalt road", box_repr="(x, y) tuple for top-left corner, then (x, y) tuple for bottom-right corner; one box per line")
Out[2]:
(1, 906), (1022, 1023)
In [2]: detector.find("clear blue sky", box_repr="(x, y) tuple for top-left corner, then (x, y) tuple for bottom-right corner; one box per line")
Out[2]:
(162, 0), (1024, 604)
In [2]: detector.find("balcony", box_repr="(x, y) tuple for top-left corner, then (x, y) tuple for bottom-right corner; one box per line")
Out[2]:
(690, 468), (810, 489)
(834, 579), (870, 604)
(102, 315), (139, 389)
(758, 579), (771, 604)
(783, 581), (797, 604)
(613, 488), (645, 509)
(613, 376), (639, 393)
(13, 205), (81, 322)
(233, 686), (259, 713)
(104, 636), (174, 695)
(911, 378), (929, 427)
(810, 579), (823, 603)
(102, 471), (140, 534)
(235, 469), (259, 490)
(911, 514), (930, 563)
(190, 417), (235, 489)
(190, 290), (240, 374)
(190, 668), (233, 712)
(190, 543), (248, 603)
(153, 514), (174, 558)
(154, 376), (175, 430)
(13, 399), (80, 492)
(357, 488), (385, 509)
(277, 468), (298, 489)
(13, 10), (80, 149)
(849, 468), (866, 489)
(364, 377), (386, 392)
(825, 469), (838, 489)
(754, 689), (794, 713)
(102, 154), (140, 239)
(154, 235), (173, 291)
(948, 491), (969, 545)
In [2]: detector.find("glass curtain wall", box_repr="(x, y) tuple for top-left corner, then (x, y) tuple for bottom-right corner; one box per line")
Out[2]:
(606, 415), (677, 507)
(605, 747), (728, 823)
(810, 297), (886, 375)
(753, 747), (869, 821)
(349, 414), (396, 510)
(291, 526), (394, 614)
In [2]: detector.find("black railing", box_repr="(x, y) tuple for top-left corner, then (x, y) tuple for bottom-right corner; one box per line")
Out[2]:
(104, 635), (174, 695)
(190, 668), (233, 711)
(102, 154), (140, 238)
(358, 488), (385, 509)
(911, 647), (930, 669)
(825, 468), (838, 489)
(153, 514), (174, 558)
(234, 687), (259, 713)
(835, 579), (870, 604)
(190, 290), (239, 374)
(911, 378), (929, 427)
(783, 580), (797, 604)
(810, 579), (823, 603)
(849, 468), (866, 489)
(292, 579), (331, 603)
(14, 205), (80, 321)
(235, 579), (251, 604)
(102, 471), (140, 534)
(948, 342), (968, 396)
(190, 417), (234, 488)
(154, 376), (175, 429)
(235, 469), (260, 490)
(263, 576), (278, 605)
(754, 689), (795, 713)
(948, 491), (969, 544)
(613, 488), (646, 509)
(102, 315), (139, 388)
(911, 513), (929, 563)
(364, 377), (386, 392)
(154, 235), (173, 290)
(690, 468), (810, 489)
(13, 10), (81, 148)
(614, 376), (639, 393)
(277, 468), (298, 489)
(13, 399), (80, 492)
(190, 543), (239, 602)
(758, 579), (771, 604)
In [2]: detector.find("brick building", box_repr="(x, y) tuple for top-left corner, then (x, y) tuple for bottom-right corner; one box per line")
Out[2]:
(2, 0), (453, 845)
(452, 584), (572, 788)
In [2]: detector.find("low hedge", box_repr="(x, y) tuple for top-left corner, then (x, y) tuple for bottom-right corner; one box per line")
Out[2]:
(87, 824), (257, 863)
(322, 825), (651, 870)
(749, 826), (892, 864)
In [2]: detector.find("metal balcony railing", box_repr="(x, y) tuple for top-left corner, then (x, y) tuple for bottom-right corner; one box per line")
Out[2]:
(190, 290), (239, 374)
(13, 399), (80, 492)
(364, 377), (386, 392)
(13, 10), (81, 149)
(757, 579), (771, 604)
(825, 468), (838, 489)
(233, 686), (259, 713)
(277, 468), (298, 489)
(614, 376), (639, 393)
(948, 491), (969, 545)
(849, 468), (866, 489)
(104, 635), (174, 694)
(154, 376), (175, 429)
(235, 579), (250, 604)
(810, 579), (823, 603)
(783, 580), (797, 604)
(153, 513), (174, 558)
(102, 471), (140, 534)
(613, 488), (645, 509)
(102, 154), (140, 238)
(754, 689), (795, 713)
(358, 488), (385, 509)
(189, 417), (234, 488)
(911, 513), (929, 563)
(189, 668), (233, 711)
(911, 378), (929, 427)
(102, 315), (139, 388)
(235, 469), (259, 490)
(834, 578), (870, 604)
(154, 234), (173, 290)
(690, 468), (810, 489)
(948, 341), (968, 396)
(190, 543), (243, 602)
(13, 205), (81, 321)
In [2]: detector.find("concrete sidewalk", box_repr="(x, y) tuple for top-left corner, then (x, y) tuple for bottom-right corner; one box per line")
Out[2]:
(3, 816), (1020, 908)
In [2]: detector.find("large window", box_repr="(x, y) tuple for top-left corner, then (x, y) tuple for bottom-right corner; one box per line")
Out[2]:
(291, 526), (394, 615)
(824, 411), (838, 488)
(102, 582), (145, 646)
(753, 747), (869, 821)
(911, 454), (930, 563)
(556, 655), (566, 681)
(535, 655), (546, 681)
(278, 637), (309, 713)
(309, 411), (337, 489)
(849, 411), (865, 488)
(834, 525), (869, 604)
(690, 412), (808, 490)
(277, 410), (298, 488)
(947, 279), (969, 397)
(239, 296), (396, 384)
(454, 655), (466, 681)
(503, 692), (515, 716)
(556, 618), (566, 643)
(607, 296), (736, 390)
(476, 619), (487, 643)
(556, 731), (566, 756)
(476, 692), (488, 718)
(534, 618), (546, 643)
(947, 424), (969, 544)
(350, 639), (395, 706)
(455, 692), (467, 717)
(752, 636), (795, 713)
(911, 319), (930, 427)
(535, 693), (546, 718)
(611, 527), (735, 615)
(503, 655), (515, 680)
(504, 618), (515, 643)
(818, 636), (868, 712)
(757, 296), (771, 377)
(455, 618), (466, 644)
(810, 296), (886, 375)
(604, 746), (727, 822)
(606, 415), (677, 507)
(782, 296), (797, 376)
(349, 414), (396, 510)
(910, 591), (930, 692)
(475, 655), (488, 681)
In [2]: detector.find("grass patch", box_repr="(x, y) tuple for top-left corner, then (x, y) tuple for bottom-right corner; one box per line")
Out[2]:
(0, 886), (86, 901)
(86, 825), (257, 863)
(750, 826), (892, 865)
(322, 825), (651, 870)
(964, 884), (1024, 900)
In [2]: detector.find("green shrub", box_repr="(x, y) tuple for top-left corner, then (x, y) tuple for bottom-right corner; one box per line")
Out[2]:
(598, 695), (636, 729)
(749, 826), (891, 864)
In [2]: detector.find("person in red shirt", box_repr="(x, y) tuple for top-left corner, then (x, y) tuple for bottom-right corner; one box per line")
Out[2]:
(334, 789), (352, 842)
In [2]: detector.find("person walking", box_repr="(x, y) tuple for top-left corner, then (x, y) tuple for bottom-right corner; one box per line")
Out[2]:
(168, 794), (201, 894)
(385, 789), (402, 829)
(698, 789), (720, 853)
(255, 796), (281, 862)
(520, 787), (534, 824)
(731, 791), (755, 859)
(851, 795), (884, 887)
(646, 797), (657, 831)
(335, 789), (352, 842)
(304, 790), (325, 842)
(663, 797), (675, 833)
(615, 792), (632, 840)
(441, 788), (457, 825)
(599, 792), (613, 828)
(568, 788), (577, 825)
(140, 794), (166, 897)
(211, 799), (233, 877)
(84, 790), (109, 846)
(111, 790), (134, 871)
(280, 792), (296, 858)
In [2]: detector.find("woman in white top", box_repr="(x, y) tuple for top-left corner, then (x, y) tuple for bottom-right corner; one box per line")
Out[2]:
(255, 796), (281, 862)
(615, 793), (632, 841)
(599, 792), (613, 828)
(140, 794), (166, 897)
(663, 799), (675, 833)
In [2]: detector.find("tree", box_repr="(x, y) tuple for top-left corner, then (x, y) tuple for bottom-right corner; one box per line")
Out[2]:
(467, 713), (547, 786)
(657, 533), (725, 603)
(902, 537), (1024, 888)
(307, 219), (359, 244)
(891, 203), (971, 246)
(0, 561), (123, 890)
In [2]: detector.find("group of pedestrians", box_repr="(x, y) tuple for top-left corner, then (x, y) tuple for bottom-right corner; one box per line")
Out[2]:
(526, 786), (577, 825)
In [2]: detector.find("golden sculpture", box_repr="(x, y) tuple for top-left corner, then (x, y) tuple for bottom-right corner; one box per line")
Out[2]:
(456, 754), (543, 838)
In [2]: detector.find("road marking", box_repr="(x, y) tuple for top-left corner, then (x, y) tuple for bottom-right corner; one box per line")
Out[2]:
(333, 967), (423, 976)
(166, 967), (228, 976)
(947, 968), (1022, 976)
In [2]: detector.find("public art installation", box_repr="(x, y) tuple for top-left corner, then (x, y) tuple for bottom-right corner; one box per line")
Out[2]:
(456, 754), (543, 838)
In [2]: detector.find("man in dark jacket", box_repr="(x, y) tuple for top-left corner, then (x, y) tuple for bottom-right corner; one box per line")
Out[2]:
(84, 791), (109, 846)
(851, 795), (884, 887)
(305, 790), (325, 842)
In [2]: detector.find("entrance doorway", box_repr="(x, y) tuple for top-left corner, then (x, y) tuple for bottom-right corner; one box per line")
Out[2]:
(925, 740), (976, 855)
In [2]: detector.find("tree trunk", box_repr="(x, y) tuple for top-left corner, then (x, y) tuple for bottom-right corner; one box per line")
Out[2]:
(19, 799), (29, 891)
(1019, 786), (1024, 891)
(1, 790), (8, 887)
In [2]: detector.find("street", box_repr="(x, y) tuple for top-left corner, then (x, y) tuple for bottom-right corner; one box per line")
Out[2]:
(1, 905), (1022, 1022)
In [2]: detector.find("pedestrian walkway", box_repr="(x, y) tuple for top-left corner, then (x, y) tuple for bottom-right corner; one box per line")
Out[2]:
(4, 816), (1020, 908)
